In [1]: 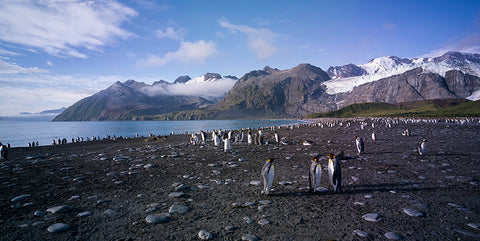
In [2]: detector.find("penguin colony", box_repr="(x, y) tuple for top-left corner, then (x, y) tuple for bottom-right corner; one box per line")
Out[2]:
(177, 116), (456, 195)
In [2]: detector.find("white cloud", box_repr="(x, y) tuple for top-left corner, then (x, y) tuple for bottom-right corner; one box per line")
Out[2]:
(422, 34), (480, 57)
(0, 0), (137, 58)
(145, 77), (236, 98)
(0, 59), (48, 74)
(219, 18), (278, 60)
(46, 61), (52, 66)
(156, 26), (185, 41)
(136, 40), (219, 67)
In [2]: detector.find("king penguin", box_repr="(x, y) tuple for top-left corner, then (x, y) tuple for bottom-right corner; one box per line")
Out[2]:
(371, 131), (376, 141)
(309, 155), (322, 192)
(327, 154), (342, 193)
(223, 135), (230, 152)
(261, 158), (275, 195)
(418, 139), (427, 155)
(355, 136), (364, 154)
(214, 133), (220, 147)
(274, 132), (279, 143)
(247, 131), (253, 145)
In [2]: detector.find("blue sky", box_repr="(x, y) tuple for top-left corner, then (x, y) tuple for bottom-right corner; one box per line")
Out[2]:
(0, 0), (479, 116)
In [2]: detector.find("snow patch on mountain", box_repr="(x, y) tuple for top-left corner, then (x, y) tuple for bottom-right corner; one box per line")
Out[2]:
(324, 52), (480, 94)
(467, 89), (480, 101)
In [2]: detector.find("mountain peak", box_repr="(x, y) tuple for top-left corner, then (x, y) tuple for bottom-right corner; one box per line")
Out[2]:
(174, 75), (191, 84)
(203, 73), (222, 81)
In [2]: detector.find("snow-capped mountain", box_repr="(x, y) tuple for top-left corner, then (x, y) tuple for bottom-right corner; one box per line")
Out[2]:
(324, 51), (480, 95)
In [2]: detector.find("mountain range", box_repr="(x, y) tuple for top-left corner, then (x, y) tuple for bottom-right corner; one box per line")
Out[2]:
(53, 51), (480, 121)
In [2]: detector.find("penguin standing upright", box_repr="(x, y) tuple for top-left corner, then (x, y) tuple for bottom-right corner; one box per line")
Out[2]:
(355, 136), (364, 154)
(247, 131), (253, 144)
(200, 131), (206, 144)
(371, 131), (376, 141)
(274, 132), (279, 143)
(418, 139), (427, 155)
(214, 134), (220, 147)
(309, 156), (322, 192)
(258, 129), (263, 145)
(327, 154), (342, 193)
(261, 158), (275, 195)
(0, 142), (8, 160)
(223, 136), (230, 152)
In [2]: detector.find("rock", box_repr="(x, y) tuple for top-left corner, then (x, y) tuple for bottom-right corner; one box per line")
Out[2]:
(34, 210), (46, 216)
(258, 219), (270, 225)
(259, 200), (272, 205)
(145, 214), (169, 224)
(168, 192), (185, 198)
(197, 184), (210, 189)
(403, 208), (424, 217)
(454, 228), (480, 238)
(364, 194), (374, 199)
(11, 194), (31, 202)
(144, 163), (155, 169)
(249, 180), (261, 186)
(354, 202), (365, 206)
(47, 205), (73, 214)
(362, 213), (382, 222)
(172, 183), (190, 191)
(353, 229), (370, 237)
(198, 230), (213, 240)
(225, 225), (237, 232)
(385, 232), (403, 240)
(244, 201), (256, 207)
(169, 204), (190, 214)
(241, 234), (258, 241)
(351, 176), (360, 181)
(47, 223), (70, 233)
(468, 223), (480, 230)
(243, 216), (254, 224)
(78, 211), (92, 217)
(278, 181), (292, 185)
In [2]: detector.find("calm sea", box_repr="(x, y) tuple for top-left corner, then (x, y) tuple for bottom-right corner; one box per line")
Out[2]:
(0, 119), (306, 147)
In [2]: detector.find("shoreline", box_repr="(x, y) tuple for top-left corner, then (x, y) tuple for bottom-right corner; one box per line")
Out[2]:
(1, 118), (479, 240)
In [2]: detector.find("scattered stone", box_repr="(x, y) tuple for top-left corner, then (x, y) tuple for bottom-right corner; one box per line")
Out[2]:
(47, 205), (73, 214)
(241, 234), (258, 241)
(144, 163), (155, 169)
(198, 230), (213, 240)
(362, 213), (382, 222)
(172, 183), (190, 191)
(68, 195), (80, 200)
(467, 223), (480, 230)
(258, 219), (270, 225)
(47, 223), (70, 233)
(364, 195), (374, 199)
(225, 225), (237, 232)
(146, 214), (169, 224)
(169, 204), (190, 214)
(259, 200), (272, 205)
(244, 201), (256, 207)
(197, 184), (210, 189)
(353, 229), (370, 237)
(78, 211), (92, 217)
(316, 187), (329, 192)
(238, 158), (247, 162)
(34, 210), (46, 217)
(278, 181), (292, 185)
(351, 176), (360, 182)
(249, 180), (261, 186)
(168, 192), (185, 198)
(11, 194), (31, 202)
(232, 202), (243, 208)
(454, 228), (480, 238)
(243, 216), (254, 224)
(403, 208), (424, 217)
(384, 232), (403, 240)
(354, 202), (365, 206)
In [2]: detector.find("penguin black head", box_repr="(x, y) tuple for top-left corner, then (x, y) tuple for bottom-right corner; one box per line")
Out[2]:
(267, 158), (274, 163)
(313, 155), (320, 162)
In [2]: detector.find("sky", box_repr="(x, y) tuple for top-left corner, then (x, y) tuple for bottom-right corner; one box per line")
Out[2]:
(0, 0), (479, 116)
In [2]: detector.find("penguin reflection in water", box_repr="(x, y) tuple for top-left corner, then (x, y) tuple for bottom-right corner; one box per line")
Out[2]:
(261, 158), (275, 195)
(309, 155), (322, 193)
(327, 153), (343, 193)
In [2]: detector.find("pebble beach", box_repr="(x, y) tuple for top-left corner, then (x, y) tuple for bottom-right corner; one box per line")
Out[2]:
(1, 117), (479, 240)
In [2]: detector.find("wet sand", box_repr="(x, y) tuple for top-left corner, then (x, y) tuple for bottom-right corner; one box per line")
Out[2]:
(1, 118), (479, 240)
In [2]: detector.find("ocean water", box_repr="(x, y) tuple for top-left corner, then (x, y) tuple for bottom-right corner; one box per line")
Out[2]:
(0, 119), (305, 147)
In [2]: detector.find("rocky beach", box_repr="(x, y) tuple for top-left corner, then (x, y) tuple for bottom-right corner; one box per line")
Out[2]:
(1, 118), (479, 240)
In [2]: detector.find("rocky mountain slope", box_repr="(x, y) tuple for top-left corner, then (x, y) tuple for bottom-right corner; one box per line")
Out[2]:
(54, 52), (480, 121)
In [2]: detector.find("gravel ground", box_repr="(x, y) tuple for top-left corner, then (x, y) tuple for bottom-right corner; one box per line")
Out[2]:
(1, 117), (479, 241)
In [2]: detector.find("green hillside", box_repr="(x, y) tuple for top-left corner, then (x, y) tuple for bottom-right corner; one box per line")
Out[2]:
(306, 99), (480, 118)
